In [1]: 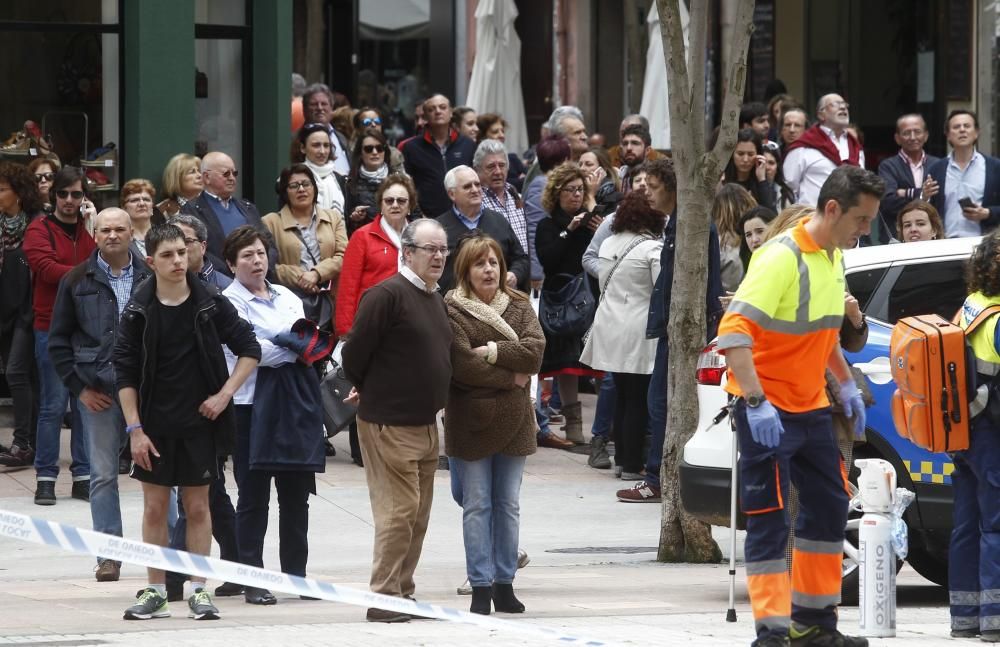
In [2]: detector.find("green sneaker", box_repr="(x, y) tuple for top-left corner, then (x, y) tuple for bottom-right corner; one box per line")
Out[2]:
(789, 625), (868, 647)
(188, 589), (220, 620)
(124, 587), (170, 620)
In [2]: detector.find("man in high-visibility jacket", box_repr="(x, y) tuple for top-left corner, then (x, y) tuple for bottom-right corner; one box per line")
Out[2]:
(951, 233), (1000, 640)
(717, 165), (884, 647)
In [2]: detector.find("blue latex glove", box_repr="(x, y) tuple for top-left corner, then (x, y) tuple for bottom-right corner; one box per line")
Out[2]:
(838, 379), (866, 439)
(745, 400), (784, 448)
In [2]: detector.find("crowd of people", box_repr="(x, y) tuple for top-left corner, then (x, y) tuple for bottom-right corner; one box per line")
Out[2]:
(0, 76), (996, 642)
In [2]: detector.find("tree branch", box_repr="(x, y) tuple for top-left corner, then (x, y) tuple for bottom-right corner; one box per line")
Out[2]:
(657, 0), (690, 124)
(708, 0), (756, 171)
(685, 0), (708, 156)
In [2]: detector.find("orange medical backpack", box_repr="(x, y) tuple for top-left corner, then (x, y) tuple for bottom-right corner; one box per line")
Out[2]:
(890, 307), (1000, 453)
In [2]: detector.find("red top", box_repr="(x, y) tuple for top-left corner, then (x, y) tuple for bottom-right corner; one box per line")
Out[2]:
(23, 215), (96, 331)
(334, 215), (400, 337)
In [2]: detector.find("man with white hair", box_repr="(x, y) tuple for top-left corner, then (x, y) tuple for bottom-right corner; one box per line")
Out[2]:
(180, 151), (270, 277)
(435, 165), (529, 293)
(342, 218), (453, 623)
(783, 93), (865, 206)
(475, 139), (528, 253)
(523, 106), (588, 189)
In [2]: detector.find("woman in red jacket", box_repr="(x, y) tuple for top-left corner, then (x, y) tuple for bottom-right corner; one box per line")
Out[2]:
(334, 173), (417, 337)
(334, 173), (417, 466)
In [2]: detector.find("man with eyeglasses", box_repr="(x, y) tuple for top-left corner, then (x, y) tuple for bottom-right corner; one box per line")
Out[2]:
(302, 84), (351, 175)
(436, 165), (528, 293)
(181, 151), (272, 277)
(783, 93), (865, 206)
(402, 93), (476, 217)
(341, 218), (453, 623)
(876, 114), (940, 236)
(22, 166), (96, 505)
(169, 215), (231, 290)
(48, 208), (151, 581)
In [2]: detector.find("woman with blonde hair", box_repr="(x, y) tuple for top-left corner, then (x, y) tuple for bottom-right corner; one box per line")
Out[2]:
(712, 183), (757, 292)
(763, 204), (816, 242)
(444, 234), (543, 615)
(158, 153), (203, 218)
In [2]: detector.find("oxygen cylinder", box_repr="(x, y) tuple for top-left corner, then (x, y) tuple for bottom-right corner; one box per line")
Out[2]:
(856, 458), (897, 638)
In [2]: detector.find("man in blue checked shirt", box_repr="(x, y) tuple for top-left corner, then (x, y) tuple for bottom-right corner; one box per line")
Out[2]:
(48, 208), (152, 583)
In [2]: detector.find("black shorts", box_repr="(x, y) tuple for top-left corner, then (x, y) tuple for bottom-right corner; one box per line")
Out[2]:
(130, 433), (217, 487)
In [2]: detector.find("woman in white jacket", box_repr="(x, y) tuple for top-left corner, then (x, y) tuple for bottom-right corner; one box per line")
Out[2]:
(580, 192), (664, 480)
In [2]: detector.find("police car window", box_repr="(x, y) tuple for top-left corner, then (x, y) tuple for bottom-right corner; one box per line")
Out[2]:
(845, 268), (886, 313)
(885, 260), (967, 324)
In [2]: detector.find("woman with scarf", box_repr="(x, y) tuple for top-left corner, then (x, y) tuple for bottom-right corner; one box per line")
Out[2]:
(0, 162), (40, 467)
(344, 128), (406, 237)
(293, 123), (347, 214)
(444, 234), (543, 616)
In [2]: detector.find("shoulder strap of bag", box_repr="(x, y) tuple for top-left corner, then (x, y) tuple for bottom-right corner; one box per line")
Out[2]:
(598, 235), (654, 299)
(962, 304), (1000, 336)
(288, 224), (321, 265)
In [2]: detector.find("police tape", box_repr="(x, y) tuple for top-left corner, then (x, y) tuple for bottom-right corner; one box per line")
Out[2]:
(0, 508), (625, 646)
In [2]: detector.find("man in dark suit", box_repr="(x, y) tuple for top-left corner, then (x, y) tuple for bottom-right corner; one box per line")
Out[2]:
(180, 151), (270, 276)
(436, 165), (529, 293)
(927, 110), (1000, 238)
(877, 114), (940, 239)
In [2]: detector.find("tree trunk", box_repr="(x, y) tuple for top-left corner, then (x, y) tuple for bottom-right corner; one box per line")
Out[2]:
(655, 0), (756, 564)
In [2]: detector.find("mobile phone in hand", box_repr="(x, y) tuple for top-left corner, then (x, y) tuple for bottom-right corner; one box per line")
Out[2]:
(959, 197), (977, 209)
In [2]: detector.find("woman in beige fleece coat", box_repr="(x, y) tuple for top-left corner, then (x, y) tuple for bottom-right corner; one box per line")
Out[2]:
(444, 234), (544, 617)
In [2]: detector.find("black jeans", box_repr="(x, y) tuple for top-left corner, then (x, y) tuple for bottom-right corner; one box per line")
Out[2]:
(0, 325), (37, 450)
(233, 405), (315, 577)
(612, 372), (651, 474)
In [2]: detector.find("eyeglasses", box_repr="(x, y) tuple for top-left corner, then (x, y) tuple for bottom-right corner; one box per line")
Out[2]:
(34, 172), (54, 183)
(288, 181), (313, 191)
(561, 185), (585, 195)
(125, 196), (153, 204)
(409, 244), (450, 256)
(363, 144), (385, 154)
(183, 237), (203, 245)
(362, 117), (382, 127)
(56, 190), (85, 200)
(209, 169), (239, 178)
(382, 196), (409, 206)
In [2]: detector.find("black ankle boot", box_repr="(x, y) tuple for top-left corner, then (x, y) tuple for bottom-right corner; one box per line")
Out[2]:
(470, 586), (492, 615)
(491, 583), (524, 613)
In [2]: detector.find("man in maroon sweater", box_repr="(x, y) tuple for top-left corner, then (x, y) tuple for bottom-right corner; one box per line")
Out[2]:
(22, 166), (96, 505)
(342, 218), (453, 623)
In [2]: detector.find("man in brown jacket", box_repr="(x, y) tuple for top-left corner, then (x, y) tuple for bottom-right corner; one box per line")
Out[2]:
(342, 218), (453, 623)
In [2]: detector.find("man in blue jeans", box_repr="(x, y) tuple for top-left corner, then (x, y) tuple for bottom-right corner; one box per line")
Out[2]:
(618, 158), (724, 502)
(22, 167), (96, 505)
(48, 208), (151, 580)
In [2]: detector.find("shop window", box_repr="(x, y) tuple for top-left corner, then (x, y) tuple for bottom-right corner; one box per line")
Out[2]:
(357, 0), (431, 144)
(0, 1), (120, 187)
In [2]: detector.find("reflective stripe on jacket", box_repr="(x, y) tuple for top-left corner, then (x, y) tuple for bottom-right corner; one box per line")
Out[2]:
(960, 291), (1000, 378)
(717, 218), (846, 412)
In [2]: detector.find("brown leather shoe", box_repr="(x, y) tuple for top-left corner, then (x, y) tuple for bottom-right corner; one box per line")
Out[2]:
(537, 433), (575, 450)
(95, 559), (121, 582)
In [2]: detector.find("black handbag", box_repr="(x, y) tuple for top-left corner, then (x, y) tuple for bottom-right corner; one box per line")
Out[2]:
(320, 356), (357, 436)
(538, 272), (596, 336)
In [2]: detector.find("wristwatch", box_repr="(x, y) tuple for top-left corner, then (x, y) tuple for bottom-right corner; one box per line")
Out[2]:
(745, 393), (766, 408)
